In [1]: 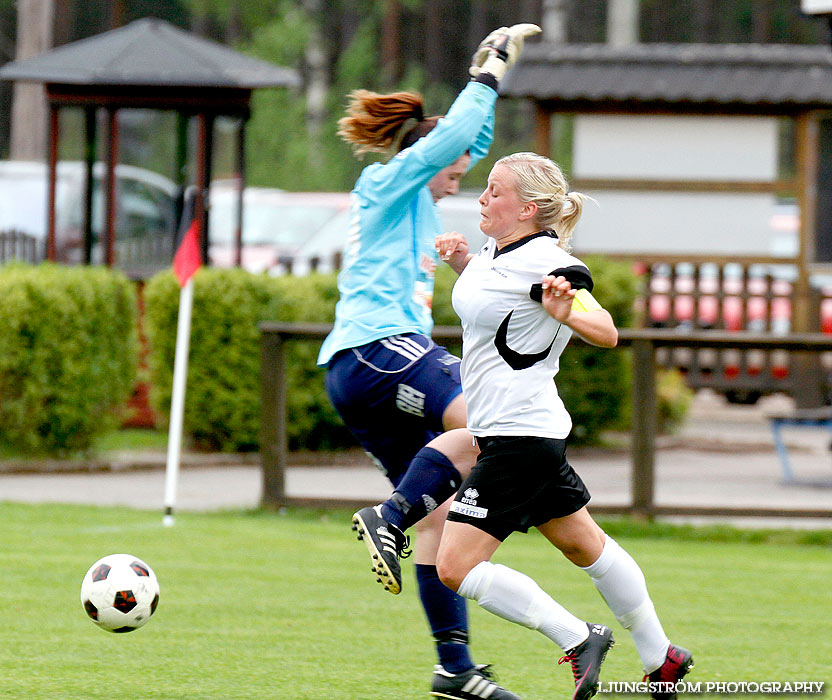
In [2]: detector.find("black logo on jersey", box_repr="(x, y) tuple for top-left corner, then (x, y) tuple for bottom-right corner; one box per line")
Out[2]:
(494, 311), (560, 370)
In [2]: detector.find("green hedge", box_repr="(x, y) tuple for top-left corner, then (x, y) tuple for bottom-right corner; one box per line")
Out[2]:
(143, 268), (351, 452)
(263, 270), (353, 450)
(144, 256), (653, 452)
(554, 256), (640, 444)
(0, 263), (138, 454)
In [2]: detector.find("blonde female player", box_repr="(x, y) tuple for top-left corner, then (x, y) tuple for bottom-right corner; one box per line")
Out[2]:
(433, 152), (694, 700)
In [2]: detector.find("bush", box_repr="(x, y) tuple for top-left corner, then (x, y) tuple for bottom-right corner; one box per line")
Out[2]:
(265, 272), (355, 450)
(144, 268), (353, 452)
(657, 368), (695, 434)
(543, 256), (641, 444)
(144, 255), (682, 452)
(144, 269), (273, 452)
(0, 263), (138, 455)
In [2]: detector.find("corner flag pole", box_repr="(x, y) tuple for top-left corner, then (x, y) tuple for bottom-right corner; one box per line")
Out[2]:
(163, 276), (194, 527)
(163, 187), (202, 527)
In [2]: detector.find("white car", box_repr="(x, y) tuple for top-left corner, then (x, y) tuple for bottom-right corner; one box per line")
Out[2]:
(0, 160), (179, 277)
(208, 188), (486, 276)
(207, 186), (350, 274)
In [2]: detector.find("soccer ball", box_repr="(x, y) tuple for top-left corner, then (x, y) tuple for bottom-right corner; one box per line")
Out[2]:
(80, 554), (160, 633)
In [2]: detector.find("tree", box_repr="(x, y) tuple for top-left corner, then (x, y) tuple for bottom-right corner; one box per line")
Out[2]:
(381, 0), (402, 87)
(607, 0), (640, 45)
(542, 0), (570, 42)
(752, 0), (776, 43)
(9, 0), (54, 161)
(302, 0), (329, 156)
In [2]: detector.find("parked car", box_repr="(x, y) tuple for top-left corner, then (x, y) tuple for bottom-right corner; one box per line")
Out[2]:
(288, 191), (487, 276)
(207, 185), (348, 274)
(0, 160), (179, 277)
(207, 188), (486, 276)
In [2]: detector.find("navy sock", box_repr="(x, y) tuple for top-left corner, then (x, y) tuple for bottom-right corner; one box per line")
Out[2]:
(416, 564), (473, 674)
(380, 447), (462, 531)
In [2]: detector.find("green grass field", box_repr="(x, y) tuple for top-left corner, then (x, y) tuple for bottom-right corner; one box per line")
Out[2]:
(0, 503), (829, 699)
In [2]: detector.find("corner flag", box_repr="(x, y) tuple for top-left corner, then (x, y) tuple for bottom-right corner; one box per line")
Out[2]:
(173, 217), (202, 287)
(164, 190), (202, 526)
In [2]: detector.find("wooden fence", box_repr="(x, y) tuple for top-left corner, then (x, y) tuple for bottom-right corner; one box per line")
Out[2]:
(0, 230), (43, 264)
(277, 255), (832, 403)
(259, 323), (832, 520)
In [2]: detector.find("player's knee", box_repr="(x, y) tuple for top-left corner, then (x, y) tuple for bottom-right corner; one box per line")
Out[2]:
(435, 553), (465, 592)
(557, 536), (605, 568)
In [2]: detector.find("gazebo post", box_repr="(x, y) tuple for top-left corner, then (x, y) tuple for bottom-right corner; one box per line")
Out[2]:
(534, 102), (552, 157)
(173, 112), (189, 252)
(196, 112), (215, 265)
(175, 113), (189, 187)
(82, 106), (97, 265)
(46, 102), (59, 262)
(234, 115), (247, 268)
(195, 113), (208, 257)
(104, 107), (119, 267)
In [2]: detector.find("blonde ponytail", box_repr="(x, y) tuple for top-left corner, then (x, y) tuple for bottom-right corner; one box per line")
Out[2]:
(554, 191), (586, 253)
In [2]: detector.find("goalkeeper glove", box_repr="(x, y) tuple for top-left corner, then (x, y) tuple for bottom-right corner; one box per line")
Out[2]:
(469, 23), (541, 83)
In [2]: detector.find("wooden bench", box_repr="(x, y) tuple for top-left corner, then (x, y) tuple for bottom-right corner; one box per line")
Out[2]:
(768, 407), (832, 486)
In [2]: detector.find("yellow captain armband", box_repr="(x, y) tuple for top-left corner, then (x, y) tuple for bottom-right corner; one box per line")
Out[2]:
(571, 289), (603, 313)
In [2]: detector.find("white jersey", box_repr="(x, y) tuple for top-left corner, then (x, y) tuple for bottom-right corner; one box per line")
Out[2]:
(451, 232), (593, 439)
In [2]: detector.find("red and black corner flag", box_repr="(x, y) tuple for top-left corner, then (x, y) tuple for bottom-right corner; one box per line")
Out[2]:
(172, 185), (202, 287)
(173, 217), (202, 287)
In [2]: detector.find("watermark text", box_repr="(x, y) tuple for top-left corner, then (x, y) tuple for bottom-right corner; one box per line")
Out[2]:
(599, 681), (825, 695)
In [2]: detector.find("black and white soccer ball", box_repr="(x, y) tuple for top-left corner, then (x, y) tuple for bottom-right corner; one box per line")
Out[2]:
(80, 554), (160, 633)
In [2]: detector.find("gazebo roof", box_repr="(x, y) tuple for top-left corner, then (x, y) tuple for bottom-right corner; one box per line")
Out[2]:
(0, 17), (299, 90)
(501, 42), (832, 113)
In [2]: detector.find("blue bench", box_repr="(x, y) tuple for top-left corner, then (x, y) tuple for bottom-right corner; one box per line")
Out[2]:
(768, 407), (832, 486)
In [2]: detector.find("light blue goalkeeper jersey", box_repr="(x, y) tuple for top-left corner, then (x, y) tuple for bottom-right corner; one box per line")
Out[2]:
(317, 80), (496, 367)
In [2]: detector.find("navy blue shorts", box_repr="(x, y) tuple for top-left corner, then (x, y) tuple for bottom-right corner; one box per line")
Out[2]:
(324, 333), (462, 486)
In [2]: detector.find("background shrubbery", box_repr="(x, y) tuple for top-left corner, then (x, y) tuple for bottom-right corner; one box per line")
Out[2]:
(555, 256), (640, 444)
(0, 263), (137, 454)
(143, 268), (352, 452)
(142, 257), (655, 452)
(0, 257), (681, 456)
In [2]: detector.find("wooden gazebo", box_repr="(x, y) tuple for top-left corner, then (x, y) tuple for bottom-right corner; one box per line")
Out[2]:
(502, 42), (832, 323)
(0, 18), (299, 272)
(502, 42), (832, 404)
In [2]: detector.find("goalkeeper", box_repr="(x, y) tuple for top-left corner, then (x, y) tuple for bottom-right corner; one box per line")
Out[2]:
(319, 23), (540, 700)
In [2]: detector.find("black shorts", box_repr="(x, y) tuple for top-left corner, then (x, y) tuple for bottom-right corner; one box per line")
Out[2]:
(447, 435), (591, 542)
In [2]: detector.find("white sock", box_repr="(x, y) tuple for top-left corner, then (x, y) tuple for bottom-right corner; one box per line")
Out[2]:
(581, 536), (670, 672)
(458, 561), (588, 651)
